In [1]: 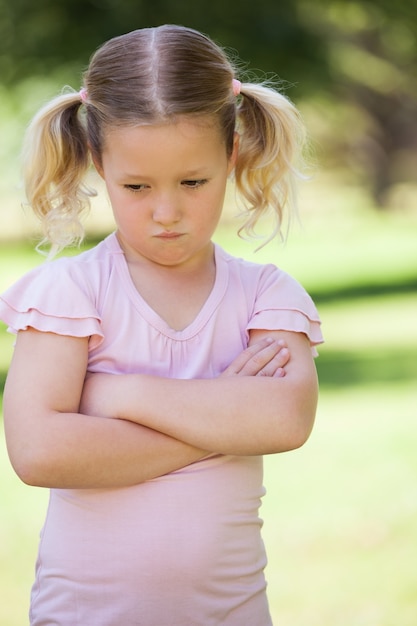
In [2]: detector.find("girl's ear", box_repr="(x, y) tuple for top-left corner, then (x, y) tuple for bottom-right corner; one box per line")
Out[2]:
(227, 132), (239, 175)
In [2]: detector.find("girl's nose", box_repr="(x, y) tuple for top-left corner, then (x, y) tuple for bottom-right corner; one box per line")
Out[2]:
(152, 194), (181, 225)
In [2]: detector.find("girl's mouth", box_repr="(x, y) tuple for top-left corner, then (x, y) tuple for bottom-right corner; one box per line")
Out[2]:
(155, 232), (184, 240)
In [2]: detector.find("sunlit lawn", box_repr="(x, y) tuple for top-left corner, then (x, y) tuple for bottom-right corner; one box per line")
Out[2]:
(263, 381), (417, 626)
(0, 187), (416, 625)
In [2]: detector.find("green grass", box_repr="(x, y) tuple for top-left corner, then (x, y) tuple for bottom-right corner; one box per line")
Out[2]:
(1, 190), (416, 625)
(262, 382), (417, 626)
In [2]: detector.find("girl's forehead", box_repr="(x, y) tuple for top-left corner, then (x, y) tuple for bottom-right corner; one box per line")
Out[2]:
(100, 117), (230, 174)
(103, 116), (225, 150)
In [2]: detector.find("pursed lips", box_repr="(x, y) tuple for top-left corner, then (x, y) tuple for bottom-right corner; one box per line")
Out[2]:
(154, 232), (184, 240)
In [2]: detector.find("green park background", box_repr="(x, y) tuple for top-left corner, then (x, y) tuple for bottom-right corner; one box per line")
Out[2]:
(1, 1), (416, 624)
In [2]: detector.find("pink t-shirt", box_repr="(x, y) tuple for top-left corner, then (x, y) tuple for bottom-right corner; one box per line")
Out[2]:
(0, 233), (323, 625)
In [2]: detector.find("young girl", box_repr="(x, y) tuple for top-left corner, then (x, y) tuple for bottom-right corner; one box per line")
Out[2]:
(0, 25), (323, 625)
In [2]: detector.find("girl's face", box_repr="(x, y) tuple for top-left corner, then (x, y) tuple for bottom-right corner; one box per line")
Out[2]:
(96, 117), (238, 270)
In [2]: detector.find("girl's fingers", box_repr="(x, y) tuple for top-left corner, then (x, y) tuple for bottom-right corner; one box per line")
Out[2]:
(221, 338), (277, 376)
(255, 348), (289, 378)
(221, 338), (289, 378)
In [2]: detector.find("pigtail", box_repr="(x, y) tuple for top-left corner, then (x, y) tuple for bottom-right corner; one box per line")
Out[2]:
(234, 83), (307, 245)
(22, 90), (96, 256)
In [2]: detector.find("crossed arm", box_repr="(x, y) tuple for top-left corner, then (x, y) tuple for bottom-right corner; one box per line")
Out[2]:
(3, 328), (318, 489)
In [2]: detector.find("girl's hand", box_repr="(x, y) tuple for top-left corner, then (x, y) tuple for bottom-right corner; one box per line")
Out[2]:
(220, 337), (289, 379)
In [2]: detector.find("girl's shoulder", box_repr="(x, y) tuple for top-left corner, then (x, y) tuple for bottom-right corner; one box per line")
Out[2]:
(49, 231), (120, 271)
(216, 244), (323, 350)
(0, 233), (121, 347)
(216, 243), (307, 297)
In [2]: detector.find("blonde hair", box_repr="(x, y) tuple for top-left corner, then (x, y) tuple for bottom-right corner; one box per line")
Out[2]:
(22, 24), (306, 254)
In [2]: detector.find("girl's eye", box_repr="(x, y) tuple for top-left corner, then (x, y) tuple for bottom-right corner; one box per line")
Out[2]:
(124, 184), (148, 192)
(182, 179), (208, 188)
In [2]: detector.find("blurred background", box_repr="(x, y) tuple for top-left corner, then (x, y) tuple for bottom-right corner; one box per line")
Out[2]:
(0, 1), (416, 625)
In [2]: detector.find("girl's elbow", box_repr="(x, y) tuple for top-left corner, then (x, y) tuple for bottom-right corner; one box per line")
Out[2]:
(10, 461), (42, 487)
(292, 388), (318, 447)
(272, 391), (318, 453)
(287, 411), (316, 451)
(292, 376), (319, 447)
(8, 447), (55, 487)
(278, 366), (319, 449)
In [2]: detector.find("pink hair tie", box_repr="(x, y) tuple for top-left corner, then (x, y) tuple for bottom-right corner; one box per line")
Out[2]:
(79, 87), (88, 104)
(232, 79), (241, 97)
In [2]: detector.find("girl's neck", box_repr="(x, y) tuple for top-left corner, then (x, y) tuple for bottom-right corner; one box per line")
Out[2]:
(124, 243), (217, 331)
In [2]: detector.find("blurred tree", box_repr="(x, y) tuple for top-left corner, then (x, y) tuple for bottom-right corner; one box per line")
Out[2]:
(0, 0), (326, 91)
(0, 0), (416, 207)
(298, 0), (417, 207)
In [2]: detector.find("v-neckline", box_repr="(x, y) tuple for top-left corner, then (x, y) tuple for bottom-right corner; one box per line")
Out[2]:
(108, 235), (229, 340)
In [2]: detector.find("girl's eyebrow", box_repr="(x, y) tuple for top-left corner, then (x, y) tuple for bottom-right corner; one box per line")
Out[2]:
(116, 170), (154, 181)
(122, 172), (148, 179)
(121, 167), (210, 180)
(182, 168), (209, 177)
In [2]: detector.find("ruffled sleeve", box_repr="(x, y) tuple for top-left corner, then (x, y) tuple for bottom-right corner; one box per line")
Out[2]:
(246, 264), (323, 356)
(0, 258), (104, 350)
